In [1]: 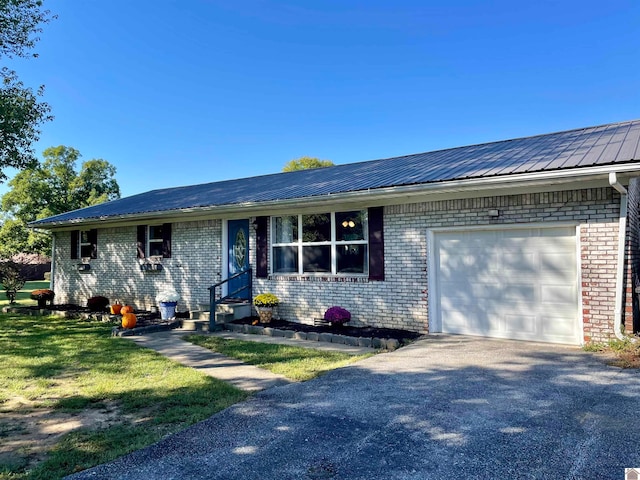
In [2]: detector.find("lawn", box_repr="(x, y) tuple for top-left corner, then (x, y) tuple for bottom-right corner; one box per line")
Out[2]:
(184, 335), (373, 381)
(0, 314), (248, 480)
(0, 280), (51, 308)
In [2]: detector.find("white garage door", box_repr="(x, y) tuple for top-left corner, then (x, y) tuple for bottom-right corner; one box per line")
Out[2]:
(433, 227), (579, 344)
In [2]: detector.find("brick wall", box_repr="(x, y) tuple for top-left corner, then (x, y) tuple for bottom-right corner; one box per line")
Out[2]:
(53, 187), (628, 343)
(53, 220), (222, 312)
(255, 188), (624, 342)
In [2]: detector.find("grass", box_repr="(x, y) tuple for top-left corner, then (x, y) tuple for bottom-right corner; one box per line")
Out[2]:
(0, 281), (50, 308)
(184, 335), (373, 381)
(0, 314), (248, 480)
(583, 337), (640, 368)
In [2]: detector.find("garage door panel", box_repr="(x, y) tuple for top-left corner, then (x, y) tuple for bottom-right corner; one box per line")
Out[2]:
(435, 227), (579, 344)
(541, 284), (576, 305)
(504, 314), (537, 335)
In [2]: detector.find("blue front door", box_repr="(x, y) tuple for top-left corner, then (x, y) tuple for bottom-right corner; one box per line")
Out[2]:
(228, 219), (250, 299)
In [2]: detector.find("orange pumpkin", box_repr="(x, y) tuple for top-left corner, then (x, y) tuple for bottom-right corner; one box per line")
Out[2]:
(120, 305), (134, 314)
(121, 312), (137, 329)
(110, 303), (122, 315)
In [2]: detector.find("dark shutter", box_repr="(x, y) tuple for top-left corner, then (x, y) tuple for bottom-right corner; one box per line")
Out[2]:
(70, 230), (79, 259)
(137, 225), (146, 258)
(88, 229), (98, 259)
(162, 223), (172, 258)
(368, 207), (384, 281)
(256, 216), (268, 278)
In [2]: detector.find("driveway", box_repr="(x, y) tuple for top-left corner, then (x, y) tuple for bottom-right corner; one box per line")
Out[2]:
(69, 335), (640, 479)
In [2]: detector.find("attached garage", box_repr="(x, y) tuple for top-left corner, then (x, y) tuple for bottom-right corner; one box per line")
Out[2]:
(430, 226), (580, 344)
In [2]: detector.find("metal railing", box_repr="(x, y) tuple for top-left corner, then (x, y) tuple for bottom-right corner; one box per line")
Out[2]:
(208, 268), (252, 331)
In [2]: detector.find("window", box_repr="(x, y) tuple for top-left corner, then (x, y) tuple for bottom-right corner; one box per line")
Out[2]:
(137, 223), (172, 258)
(271, 210), (368, 275)
(71, 229), (97, 259)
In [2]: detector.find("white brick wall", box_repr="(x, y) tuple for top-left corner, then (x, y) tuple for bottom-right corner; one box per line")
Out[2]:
(52, 187), (626, 341)
(53, 220), (222, 312)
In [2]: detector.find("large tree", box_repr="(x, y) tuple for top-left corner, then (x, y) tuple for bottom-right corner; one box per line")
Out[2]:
(0, 0), (54, 182)
(282, 156), (334, 172)
(0, 146), (120, 256)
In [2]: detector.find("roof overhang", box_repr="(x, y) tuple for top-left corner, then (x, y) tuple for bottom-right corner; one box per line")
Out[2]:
(32, 163), (640, 231)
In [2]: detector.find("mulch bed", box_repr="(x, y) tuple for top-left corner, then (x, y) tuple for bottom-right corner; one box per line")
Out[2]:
(231, 317), (424, 342)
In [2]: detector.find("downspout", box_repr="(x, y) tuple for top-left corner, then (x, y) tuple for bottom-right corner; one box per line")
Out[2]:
(50, 233), (56, 292)
(609, 172), (628, 341)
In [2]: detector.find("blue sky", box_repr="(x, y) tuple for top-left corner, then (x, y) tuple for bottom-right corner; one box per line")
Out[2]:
(4, 0), (640, 198)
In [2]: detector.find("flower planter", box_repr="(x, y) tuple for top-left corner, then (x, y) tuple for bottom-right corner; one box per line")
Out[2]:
(159, 301), (177, 319)
(257, 306), (273, 324)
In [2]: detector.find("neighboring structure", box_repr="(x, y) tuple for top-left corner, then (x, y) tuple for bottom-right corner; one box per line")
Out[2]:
(30, 120), (640, 344)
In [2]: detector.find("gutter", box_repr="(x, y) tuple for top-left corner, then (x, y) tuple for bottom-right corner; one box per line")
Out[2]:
(609, 172), (629, 341)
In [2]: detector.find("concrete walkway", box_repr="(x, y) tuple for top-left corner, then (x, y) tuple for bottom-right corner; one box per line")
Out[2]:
(124, 329), (374, 392)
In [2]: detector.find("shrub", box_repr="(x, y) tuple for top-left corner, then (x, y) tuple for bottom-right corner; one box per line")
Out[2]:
(0, 261), (26, 304)
(30, 289), (55, 307)
(323, 306), (351, 325)
(253, 293), (279, 308)
(87, 296), (110, 312)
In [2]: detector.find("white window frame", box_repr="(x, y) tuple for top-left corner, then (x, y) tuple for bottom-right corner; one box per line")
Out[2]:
(271, 211), (369, 275)
(147, 225), (164, 257)
(79, 230), (93, 259)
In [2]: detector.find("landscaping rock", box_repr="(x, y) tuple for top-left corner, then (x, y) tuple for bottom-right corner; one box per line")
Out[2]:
(248, 326), (263, 335)
(262, 327), (274, 336)
(331, 335), (348, 345)
(306, 332), (320, 342)
(345, 336), (360, 346)
(293, 331), (307, 341)
(371, 337), (385, 349)
(386, 338), (400, 351)
(357, 337), (372, 348)
(282, 330), (295, 338)
(318, 333), (334, 343)
(272, 329), (285, 337)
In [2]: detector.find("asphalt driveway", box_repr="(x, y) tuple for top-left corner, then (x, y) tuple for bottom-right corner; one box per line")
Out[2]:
(69, 335), (640, 479)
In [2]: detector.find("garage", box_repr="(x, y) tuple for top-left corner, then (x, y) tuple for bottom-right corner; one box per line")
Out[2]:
(431, 226), (580, 344)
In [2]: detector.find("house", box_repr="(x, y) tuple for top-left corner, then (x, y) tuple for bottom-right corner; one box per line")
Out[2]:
(30, 119), (640, 345)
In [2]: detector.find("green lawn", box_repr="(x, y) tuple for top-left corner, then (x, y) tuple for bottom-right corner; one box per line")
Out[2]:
(184, 335), (373, 381)
(0, 281), (50, 308)
(0, 314), (248, 480)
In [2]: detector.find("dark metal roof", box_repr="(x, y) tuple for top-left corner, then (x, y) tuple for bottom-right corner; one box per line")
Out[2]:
(31, 119), (640, 227)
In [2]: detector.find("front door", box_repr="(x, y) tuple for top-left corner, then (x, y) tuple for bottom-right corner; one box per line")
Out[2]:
(228, 219), (250, 300)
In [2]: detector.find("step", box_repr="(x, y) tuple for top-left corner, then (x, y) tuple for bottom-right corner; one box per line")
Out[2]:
(180, 319), (209, 332)
(198, 302), (252, 320)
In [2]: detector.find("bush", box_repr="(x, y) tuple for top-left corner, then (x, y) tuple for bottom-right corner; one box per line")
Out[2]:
(0, 261), (26, 304)
(323, 306), (351, 325)
(30, 289), (55, 307)
(87, 296), (110, 312)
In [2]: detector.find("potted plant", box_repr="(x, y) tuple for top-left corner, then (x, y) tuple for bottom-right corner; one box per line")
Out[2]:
(324, 306), (351, 327)
(156, 287), (180, 320)
(253, 293), (279, 323)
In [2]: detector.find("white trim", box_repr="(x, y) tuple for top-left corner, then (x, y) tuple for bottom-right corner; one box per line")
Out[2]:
(575, 225), (584, 345)
(221, 220), (228, 297)
(426, 228), (439, 332)
(50, 234), (56, 292)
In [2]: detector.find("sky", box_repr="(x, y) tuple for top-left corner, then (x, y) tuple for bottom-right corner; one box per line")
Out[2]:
(4, 0), (640, 198)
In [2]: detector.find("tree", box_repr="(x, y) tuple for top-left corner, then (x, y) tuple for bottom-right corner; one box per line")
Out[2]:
(282, 156), (334, 172)
(0, 0), (54, 182)
(0, 260), (26, 304)
(0, 145), (121, 256)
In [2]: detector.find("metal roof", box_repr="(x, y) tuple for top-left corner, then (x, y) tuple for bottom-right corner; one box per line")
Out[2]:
(31, 119), (640, 227)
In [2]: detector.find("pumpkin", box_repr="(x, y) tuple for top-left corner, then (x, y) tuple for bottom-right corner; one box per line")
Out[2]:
(110, 303), (122, 315)
(120, 305), (134, 314)
(121, 312), (137, 329)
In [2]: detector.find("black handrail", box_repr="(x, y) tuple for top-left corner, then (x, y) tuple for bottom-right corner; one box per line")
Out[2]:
(208, 268), (252, 331)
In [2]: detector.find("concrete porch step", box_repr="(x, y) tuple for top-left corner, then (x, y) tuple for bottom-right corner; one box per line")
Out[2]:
(180, 319), (209, 332)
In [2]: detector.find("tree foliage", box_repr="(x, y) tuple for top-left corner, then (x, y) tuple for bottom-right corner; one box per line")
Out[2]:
(0, 0), (54, 182)
(0, 145), (121, 257)
(282, 156), (334, 172)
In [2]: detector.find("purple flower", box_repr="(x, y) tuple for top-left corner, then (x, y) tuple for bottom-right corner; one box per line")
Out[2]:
(324, 306), (351, 324)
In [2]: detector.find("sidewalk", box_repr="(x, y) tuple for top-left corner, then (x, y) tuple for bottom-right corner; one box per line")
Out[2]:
(123, 329), (374, 392)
